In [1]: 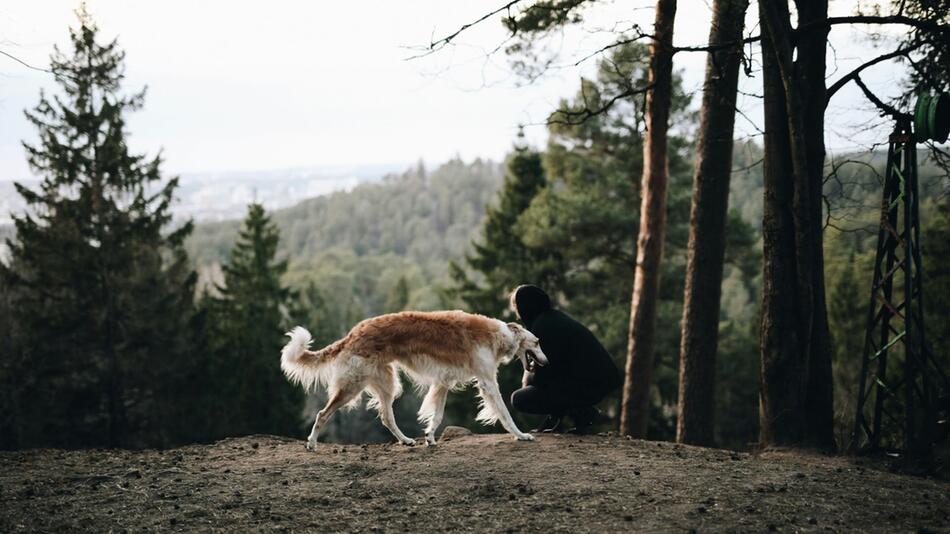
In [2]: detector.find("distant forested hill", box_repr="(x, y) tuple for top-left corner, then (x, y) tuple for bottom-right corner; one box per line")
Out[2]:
(187, 158), (503, 267)
(186, 158), (505, 326)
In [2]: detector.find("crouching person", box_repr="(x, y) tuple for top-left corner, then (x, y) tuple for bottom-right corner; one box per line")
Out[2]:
(508, 285), (622, 434)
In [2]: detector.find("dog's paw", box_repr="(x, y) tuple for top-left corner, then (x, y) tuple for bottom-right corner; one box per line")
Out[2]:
(516, 433), (536, 442)
(305, 440), (318, 451)
(425, 436), (437, 446)
(400, 438), (416, 446)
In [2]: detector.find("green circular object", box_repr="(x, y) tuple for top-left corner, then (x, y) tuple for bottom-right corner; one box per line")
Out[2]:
(914, 93), (931, 141)
(933, 93), (949, 143)
(928, 94), (940, 139)
(914, 92), (950, 143)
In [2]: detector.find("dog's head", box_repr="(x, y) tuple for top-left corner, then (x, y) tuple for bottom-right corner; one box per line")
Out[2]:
(506, 322), (548, 371)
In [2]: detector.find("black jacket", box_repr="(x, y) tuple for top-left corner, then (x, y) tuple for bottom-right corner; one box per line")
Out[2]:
(514, 285), (622, 401)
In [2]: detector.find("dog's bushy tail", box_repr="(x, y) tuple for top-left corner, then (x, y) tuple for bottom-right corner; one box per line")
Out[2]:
(280, 326), (337, 391)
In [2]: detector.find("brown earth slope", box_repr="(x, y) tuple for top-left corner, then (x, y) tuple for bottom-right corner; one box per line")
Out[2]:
(1, 433), (948, 532)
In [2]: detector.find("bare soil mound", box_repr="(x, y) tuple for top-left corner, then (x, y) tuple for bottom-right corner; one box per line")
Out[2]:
(1, 433), (948, 532)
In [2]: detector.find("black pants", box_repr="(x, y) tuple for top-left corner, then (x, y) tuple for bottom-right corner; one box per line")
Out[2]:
(510, 385), (602, 417)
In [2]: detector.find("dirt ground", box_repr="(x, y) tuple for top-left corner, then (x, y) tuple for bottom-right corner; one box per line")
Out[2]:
(1, 431), (948, 533)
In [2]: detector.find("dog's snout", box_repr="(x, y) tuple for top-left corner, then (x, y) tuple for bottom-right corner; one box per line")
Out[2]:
(536, 351), (549, 366)
(528, 349), (549, 366)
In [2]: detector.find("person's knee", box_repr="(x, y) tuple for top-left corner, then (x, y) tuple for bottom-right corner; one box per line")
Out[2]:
(511, 386), (551, 415)
(510, 387), (529, 411)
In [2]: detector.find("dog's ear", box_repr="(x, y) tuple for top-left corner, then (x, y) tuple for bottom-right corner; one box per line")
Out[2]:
(506, 322), (524, 336)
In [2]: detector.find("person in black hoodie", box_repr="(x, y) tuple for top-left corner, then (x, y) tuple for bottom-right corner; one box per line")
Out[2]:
(508, 285), (622, 434)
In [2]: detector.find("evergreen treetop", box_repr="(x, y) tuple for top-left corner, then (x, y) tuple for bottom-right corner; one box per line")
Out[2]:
(16, 6), (187, 247)
(0, 8), (197, 448)
(220, 203), (292, 310)
(448, 141), (558, 319)
(204, 203), (301, 438)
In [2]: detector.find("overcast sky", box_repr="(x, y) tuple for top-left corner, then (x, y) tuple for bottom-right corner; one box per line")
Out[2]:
(0, 1), (909, 182)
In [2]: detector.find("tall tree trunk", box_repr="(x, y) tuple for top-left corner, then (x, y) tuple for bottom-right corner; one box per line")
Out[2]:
(620, 0), (677, 438)
(794, 0), (835, 452)
(676, 0), (749, 447)
(757, 0), (835, 450)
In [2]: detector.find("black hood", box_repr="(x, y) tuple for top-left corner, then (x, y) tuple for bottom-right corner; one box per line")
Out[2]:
(513, 285), (552, 327)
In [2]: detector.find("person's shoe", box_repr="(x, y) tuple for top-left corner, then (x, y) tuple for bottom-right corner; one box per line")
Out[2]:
(566, 406), (600, 435)
(531, 415), (564, 433)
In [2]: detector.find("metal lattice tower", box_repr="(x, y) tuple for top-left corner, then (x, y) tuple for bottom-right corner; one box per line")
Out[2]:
(851, 118), (949, 457)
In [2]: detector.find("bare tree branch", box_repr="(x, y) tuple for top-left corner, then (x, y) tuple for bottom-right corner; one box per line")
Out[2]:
(822, 157), (884, 233)
(573, 26), (652, 66)
(731, 157), (763, 173)
(577, 31), (763, 63)
(853, 74), (911, 121)
(674, 35), (762, 53)
(0, 49), (53, 75)
(0, 49), (81, 84)
(737, 88), (763, 99)
(826, 41), (929, 101)
(734, 105), (764, 136)
(405, 0), (525, 60)
(408, 0), (950, 66)
(825, 15), (950, 35)
(548, 83), (653, 125)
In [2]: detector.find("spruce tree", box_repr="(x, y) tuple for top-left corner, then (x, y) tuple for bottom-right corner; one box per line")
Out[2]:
(206, 203), (302, 437)
(517, 42), (694, 365)
(448, 133), (559, 319)
(385, 275), (411, 312)
(0, 9), (197, 448)
(443, 136), (558, 430)
(448, 43), (707, 437)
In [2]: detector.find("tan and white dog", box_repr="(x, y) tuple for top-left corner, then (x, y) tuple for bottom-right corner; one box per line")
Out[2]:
(280, 310), (548, 449)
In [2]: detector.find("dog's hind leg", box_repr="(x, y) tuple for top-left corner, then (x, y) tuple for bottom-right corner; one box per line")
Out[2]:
(419, 385), (449, 445)
(368, 365), (415, 446)
(306, 385), (361, 451)
(477, 377), (534, 441)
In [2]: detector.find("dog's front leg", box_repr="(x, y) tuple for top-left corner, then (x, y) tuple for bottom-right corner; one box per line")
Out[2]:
(478, 378), (534, 441)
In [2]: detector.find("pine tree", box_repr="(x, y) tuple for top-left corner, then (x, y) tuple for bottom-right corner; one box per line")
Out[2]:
(385, 275), (411, 312)
(448, 44), (698, 436)
(448, 134), (559, 319)
(517, 41), (694, 393)
(206, 203), (302, 437)
(0, 9), (198, 448)
(444, 137), (561, 431)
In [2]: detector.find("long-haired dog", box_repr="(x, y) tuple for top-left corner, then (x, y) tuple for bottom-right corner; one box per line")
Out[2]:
(280, 310), (548, 449)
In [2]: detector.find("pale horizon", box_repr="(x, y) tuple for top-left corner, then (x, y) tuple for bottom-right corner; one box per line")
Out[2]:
(1, 1), (911, 185)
